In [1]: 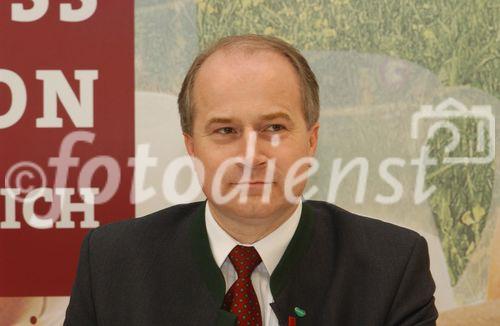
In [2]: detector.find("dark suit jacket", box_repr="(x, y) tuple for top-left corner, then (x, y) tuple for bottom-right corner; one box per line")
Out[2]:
(64, 200), (438, 325)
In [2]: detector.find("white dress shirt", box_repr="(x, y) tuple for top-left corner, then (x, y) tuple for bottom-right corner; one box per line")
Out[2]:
(205, 200), (303, 326)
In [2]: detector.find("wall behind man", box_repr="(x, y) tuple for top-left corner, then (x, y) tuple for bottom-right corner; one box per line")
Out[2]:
(134, 0), (500, 323)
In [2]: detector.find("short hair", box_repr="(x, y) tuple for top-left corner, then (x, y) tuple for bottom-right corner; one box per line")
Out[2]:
(177, 34), (319, 135)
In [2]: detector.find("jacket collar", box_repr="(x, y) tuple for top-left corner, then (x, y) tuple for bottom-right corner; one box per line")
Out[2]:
(189, 200), (316, 326)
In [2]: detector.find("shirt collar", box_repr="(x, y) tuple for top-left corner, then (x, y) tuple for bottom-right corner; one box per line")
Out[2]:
(205, 199), (302, 275)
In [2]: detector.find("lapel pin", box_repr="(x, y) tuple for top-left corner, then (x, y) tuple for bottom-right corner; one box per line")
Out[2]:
(294, 306), (306, 317)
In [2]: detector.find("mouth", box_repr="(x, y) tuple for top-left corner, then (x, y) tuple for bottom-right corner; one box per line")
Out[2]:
(229, 182), (276, 194)
(231, 181), (276, 189)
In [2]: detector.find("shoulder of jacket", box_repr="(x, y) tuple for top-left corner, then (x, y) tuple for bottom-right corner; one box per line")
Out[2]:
(304, 199), (422, 249)
(87, 200), (204, 248)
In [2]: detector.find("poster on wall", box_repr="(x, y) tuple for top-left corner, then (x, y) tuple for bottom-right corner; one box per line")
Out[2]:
(0, 0), (134, 323)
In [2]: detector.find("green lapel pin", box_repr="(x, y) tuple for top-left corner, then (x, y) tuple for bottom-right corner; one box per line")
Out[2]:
(294, 306), (306, 318)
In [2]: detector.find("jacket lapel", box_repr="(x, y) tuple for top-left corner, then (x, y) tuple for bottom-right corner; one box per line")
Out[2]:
(215, 309), (238, 326)
(189, 200), (237, 326)
(269, 202), (317, 325)
(189, 200), (318, 326)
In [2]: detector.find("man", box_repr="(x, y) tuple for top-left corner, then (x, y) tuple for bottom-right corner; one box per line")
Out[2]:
(64, 34), (438, 325)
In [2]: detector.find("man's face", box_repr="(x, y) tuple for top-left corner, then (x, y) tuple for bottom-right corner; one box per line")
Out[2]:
(184, 49), (319, 221)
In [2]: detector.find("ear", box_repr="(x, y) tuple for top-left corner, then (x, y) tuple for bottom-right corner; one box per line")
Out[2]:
(307, 122), (320, 156)
(183, 132), (195, 156)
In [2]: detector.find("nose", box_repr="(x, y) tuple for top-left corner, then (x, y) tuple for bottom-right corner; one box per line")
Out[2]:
(237, 129), (268, 170)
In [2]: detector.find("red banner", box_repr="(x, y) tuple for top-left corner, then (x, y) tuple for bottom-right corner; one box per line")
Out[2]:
(0, 0), (134, 296)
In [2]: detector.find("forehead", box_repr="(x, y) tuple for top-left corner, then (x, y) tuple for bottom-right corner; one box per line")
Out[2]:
(192, 48), (303, 123)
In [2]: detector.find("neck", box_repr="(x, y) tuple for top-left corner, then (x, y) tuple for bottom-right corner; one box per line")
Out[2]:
(207, 200), (299, 244)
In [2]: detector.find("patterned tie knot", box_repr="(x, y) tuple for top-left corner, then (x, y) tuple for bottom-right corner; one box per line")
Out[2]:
(228, 245), (262, 278)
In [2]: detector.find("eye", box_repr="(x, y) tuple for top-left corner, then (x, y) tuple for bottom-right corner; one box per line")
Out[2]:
(215, 127), (236, 135)
(265, 124), (285, 132)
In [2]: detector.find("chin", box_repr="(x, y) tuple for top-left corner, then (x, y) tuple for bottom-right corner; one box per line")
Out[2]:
(233, 198), (278, 215)
(233, 207), (274, 221)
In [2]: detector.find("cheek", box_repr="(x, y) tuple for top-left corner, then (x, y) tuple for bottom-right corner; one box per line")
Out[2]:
(198, 156), (233, 186)
(274, 147), (310, 175)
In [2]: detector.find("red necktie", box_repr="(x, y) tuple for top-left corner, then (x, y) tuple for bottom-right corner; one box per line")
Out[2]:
(221, 245), (263, 325)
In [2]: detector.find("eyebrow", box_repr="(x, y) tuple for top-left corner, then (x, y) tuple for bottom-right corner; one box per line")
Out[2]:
(204, 112), (293, 131)
(260, 112), (293, 122)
